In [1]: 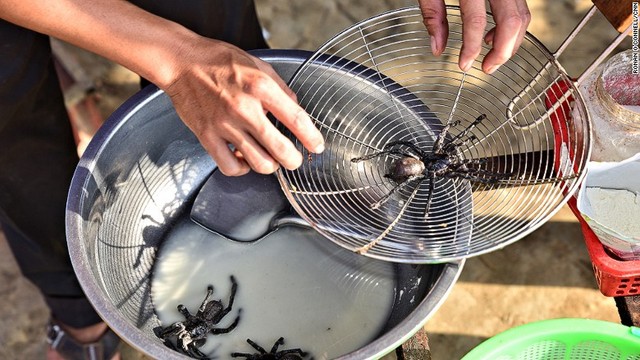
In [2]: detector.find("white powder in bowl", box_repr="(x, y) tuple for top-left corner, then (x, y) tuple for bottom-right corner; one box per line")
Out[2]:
(622, 105), (640, 113)
(585, 187), (640, 238)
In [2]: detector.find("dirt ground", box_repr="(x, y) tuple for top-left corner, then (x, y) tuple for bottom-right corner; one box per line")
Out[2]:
(0, 0), (634, 359)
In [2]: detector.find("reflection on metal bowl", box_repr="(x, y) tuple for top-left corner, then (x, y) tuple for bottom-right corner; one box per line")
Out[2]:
(66, 49), (462, 359)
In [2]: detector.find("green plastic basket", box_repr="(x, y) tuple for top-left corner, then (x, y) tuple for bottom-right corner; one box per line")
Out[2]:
(462, 318), (640, 360)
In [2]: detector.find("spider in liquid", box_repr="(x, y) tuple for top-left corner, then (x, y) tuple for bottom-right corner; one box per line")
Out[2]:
(156, 276), (241, 359)
(350, 113), (576, 253)
(231, 337), (310, 360)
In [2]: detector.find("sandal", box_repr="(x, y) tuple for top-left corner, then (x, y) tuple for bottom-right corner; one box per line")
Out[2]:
(46, 319), (121, 360)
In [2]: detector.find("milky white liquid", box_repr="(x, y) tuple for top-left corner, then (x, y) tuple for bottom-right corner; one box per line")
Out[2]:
(152, 219), (396, 359)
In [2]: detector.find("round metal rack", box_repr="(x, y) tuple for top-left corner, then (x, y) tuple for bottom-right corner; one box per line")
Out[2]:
(277, 6), (591, 263)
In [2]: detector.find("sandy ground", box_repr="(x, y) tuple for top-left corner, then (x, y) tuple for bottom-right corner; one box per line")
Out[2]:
(0, 0), (634, 359)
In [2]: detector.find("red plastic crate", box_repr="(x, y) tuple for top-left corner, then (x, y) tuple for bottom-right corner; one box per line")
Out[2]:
(545, 79), (640, 297)
(568, 197), (640, 297)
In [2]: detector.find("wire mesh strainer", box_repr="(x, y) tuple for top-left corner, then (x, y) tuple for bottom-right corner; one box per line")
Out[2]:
(461, 318), (640, 360)
(276, 6), (592, 263)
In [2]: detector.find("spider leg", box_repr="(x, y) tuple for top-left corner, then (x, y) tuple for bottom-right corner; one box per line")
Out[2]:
(230, 353), (252, 359)
(187, 343), (210, 359)
(446, 171), (508, 184)
(352, 146), (418, 164)
(218, 275), (238, 319)
(278, 349), (308, 357)
(351, 141), (425, 163)
(192, 338), (207, 349)
(371, 174), (423, 210)
(443, 135), (478, 154)
(442, 114), (486, 153)
(433, 120), (461, 153)
(468, 168), (514, 178)
(227, 275), (238, 308)
(246, 338), (268, 354)
(497, 174), (578, 185)
(270, 337), (285, 353)
(423, 173), (436, 219)
(458, 158), (487, 166)
(383, 141), (427, 159)
(449, 160), (514, 178)
(177, 304), (194, 321)
(209, 309), (241, 334)
(197, 285), (215, 315)
(356, 179), (422, 254)
(176, 335), (191, 352)
(351, 148), (401, 162)
(449, 114), (485, 144)
(450, 158), (515, 179)
(158, 322), (185, 338)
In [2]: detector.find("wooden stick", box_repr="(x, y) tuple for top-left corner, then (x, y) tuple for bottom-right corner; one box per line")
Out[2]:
(592, 0), (635, 33)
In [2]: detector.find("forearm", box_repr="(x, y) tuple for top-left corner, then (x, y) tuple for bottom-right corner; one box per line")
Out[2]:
(0, 0), (197, 88)
(0, 0), (325, 176)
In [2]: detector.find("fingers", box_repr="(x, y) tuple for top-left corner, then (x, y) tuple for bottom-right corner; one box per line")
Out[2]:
(417, 0), (448, 56)
(168, 44), (325, 177)
(458, 0), (487, 72)
(238, 65), (324, 166)
(212, 86), (311, 175)
(483, 0), (531, 73)
(230, 76), (323, 174)
(253, 58), (299, 102)
(249, 59), (325, 155)
(205, 133), (251, 177)
(514, 0), (531, 50)
(247, 122), (304, 172)
(203, 107), (300, 176)
(232, 127), (289, 174)
(419, 0), (530, 74)
(231, 102), (305, 173)
(231, 58), (324, 174)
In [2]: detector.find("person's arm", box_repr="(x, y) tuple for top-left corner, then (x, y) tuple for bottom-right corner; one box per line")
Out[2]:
(0, 0), (325, 176)
(418, 0), (531, 74)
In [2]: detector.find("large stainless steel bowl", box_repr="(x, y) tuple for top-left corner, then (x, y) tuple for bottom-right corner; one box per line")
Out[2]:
(66, 49), (463, 359)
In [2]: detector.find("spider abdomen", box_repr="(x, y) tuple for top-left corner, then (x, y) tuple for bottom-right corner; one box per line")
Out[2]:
(387, 157), (425, 182)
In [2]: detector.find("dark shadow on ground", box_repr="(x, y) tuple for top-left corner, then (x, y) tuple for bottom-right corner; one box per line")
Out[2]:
(427, 333), (488, 360)
(459, 218), (598, 289)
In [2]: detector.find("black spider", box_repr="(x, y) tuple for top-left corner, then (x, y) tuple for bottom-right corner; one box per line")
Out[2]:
(231, 337), (310, 360)
(156, 276), (241, 359)
(351, 114), (510, 217)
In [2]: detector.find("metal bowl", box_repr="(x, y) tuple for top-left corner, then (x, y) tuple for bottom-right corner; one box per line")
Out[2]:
(66, 49), (463, 359)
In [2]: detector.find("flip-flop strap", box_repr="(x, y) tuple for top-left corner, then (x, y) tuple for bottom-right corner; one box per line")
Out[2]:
(47, 321), (120, 360)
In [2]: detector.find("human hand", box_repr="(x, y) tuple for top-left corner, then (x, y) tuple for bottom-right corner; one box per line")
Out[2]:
(0, 0), (325, 177)
(164, 39), (325, 176)
(417, 0), (531, 74)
